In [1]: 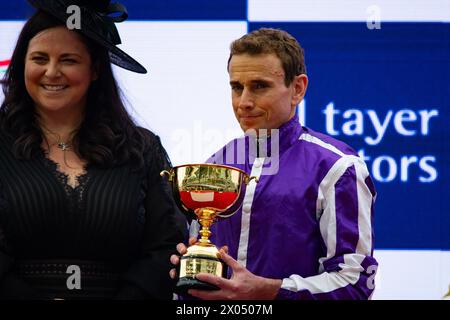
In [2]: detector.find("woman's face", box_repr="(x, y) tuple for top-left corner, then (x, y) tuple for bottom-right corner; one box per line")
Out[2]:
(24, 26), (97, 115)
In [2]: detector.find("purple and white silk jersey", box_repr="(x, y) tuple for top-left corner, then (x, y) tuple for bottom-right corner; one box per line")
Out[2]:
(206, 115), (378, 300)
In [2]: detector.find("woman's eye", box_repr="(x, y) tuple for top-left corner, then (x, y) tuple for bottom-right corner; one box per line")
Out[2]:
(62, 59), (77, 64)
(32, 57), (46, 63)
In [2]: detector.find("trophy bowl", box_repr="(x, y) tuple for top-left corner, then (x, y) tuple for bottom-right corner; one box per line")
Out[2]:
(161, 163), (257, 294)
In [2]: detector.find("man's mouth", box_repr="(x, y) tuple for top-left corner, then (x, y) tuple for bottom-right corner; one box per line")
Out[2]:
(240, 114), (262, 119)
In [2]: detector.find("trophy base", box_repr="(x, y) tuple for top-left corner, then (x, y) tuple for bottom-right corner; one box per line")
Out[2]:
(175, 246), (227, 296)
(175, 276), (220, 295)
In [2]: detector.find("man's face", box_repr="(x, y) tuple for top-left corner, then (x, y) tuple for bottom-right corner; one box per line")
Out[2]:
(228, 53), (307, 133)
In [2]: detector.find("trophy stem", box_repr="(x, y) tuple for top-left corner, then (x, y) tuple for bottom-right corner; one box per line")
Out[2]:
(196, 208), (217, 245)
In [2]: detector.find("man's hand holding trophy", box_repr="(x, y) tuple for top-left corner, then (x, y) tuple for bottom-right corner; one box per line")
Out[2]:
(161, 164), (257, 294)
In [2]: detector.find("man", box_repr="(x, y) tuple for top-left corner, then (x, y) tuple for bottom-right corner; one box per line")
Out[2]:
(170, 28), (377, 300)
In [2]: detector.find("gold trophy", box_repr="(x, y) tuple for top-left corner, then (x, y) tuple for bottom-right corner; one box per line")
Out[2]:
(161, 164), (257, 293)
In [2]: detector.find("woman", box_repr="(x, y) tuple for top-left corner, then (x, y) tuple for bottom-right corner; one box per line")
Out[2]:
(0, 0), (186, 299)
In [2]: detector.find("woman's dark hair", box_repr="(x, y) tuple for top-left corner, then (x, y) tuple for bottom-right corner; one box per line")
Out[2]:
(0, 10), (154, 170)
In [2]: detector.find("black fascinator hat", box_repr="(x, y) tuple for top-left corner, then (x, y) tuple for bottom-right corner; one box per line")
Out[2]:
(28, 0), (147, 74)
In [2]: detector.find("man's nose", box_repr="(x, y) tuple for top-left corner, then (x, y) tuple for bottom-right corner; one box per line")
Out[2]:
(238, 88), (254, 109)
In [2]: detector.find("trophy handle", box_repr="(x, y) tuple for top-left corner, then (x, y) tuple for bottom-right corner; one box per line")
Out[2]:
(217, 211), (237, 218)
(217, 174), (259, 219)
(245, 176), (259, 184)
(160, 170), (173, 181)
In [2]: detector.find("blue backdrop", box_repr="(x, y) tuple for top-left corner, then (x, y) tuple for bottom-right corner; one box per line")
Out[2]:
(249, 22), (450, 250)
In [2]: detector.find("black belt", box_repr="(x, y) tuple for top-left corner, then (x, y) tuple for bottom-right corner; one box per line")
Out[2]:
(13, 259), (123, 299)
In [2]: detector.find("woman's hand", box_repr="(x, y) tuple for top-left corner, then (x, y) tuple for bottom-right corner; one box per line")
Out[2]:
(169, 237), (196, 279)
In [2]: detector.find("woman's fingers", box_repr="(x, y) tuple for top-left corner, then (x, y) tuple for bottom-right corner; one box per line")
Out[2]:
(170, 254), (179, 265)
(176, 242), (187, 254)
(188, 237), (197, 246)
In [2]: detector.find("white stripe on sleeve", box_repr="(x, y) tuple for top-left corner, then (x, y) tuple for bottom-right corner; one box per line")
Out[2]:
(280, 134), (375, 294)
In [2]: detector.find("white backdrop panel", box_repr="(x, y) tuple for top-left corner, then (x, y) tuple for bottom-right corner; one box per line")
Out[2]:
(249, 0), (450, 22)
(373, 250), (450, 299)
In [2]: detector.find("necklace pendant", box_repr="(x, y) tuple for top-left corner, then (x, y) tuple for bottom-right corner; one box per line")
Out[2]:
(58, 142), (71, 151)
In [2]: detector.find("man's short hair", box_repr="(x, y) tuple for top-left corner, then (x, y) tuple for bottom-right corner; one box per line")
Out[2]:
(227, 28), (307, 86)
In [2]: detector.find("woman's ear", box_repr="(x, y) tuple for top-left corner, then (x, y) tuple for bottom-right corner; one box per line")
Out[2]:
(91, 62), (100, 81)
(91, 69), (99, 81)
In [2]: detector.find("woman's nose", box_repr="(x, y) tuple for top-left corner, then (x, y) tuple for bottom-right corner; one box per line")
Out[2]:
(44, 61), (62, 78)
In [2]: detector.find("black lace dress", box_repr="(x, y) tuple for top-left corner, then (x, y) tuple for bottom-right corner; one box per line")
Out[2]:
(0, 131), (186, 299)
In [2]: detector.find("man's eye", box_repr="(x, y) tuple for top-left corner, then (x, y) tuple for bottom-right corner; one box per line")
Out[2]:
(255, 83), (267, 89)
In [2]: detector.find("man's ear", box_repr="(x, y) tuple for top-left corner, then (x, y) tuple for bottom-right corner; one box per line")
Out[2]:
(291, 74), (308, 107)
